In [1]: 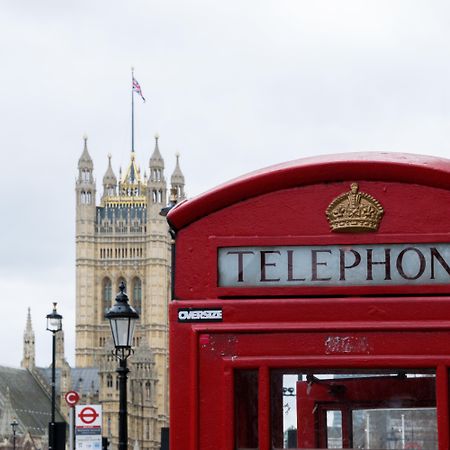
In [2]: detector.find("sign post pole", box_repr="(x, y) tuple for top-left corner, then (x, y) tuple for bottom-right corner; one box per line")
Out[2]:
(69, 408), (74, 450)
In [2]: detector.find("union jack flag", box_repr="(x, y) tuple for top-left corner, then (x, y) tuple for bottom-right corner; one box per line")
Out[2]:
(132, 77), (146, 102)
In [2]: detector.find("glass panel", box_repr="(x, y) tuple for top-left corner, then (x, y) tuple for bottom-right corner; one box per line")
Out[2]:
(47, 317), (62, 331)
(352, 407), (437, 449)
(327, 411), (342, 449)
(281, 374), (298, 449)
(111, 318), (130, 347)
(128, 318), (136, 346)
(235, 370), (258, 450)
(271, 369), (436, 450)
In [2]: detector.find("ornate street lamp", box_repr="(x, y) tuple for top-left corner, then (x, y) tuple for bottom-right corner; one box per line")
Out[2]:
(105, 282), (139, 450)
(10, 418), (18, 450)
(46, 303), (62, 450)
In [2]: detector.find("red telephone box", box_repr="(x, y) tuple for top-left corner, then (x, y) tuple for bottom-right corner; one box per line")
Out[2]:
(167, 153), (450, 450)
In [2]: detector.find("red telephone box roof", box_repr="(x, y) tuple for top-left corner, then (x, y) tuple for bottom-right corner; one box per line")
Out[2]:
(167, 152), (450, 231)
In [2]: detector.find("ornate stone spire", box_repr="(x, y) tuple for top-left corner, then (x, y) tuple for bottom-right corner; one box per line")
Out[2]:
(171, 152), (185, 200)
(78, 135), (94, 170)
(147, 134), (167, 210)
(76, 135), (96, 207)
(102, 154), (117, 198)
(149, 134), (165, 170)
(117, 150), (147, 201)
(122, 151), (142, 185)
(21, 307), (35, 369)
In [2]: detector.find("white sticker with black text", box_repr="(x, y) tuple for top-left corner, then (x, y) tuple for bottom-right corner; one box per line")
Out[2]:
(178, 308), (223, 322)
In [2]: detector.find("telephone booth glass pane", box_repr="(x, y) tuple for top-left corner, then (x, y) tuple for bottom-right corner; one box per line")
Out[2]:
(352, 407), (437, 449)
(235, 370), (259, 450)
(270, 369), (436, 450)
(327, 411), (342, 449)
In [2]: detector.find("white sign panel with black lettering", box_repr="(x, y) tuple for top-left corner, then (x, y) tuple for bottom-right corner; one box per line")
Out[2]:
(178, 308), (223, 322)
(75, 405), (102, 450)
(218, 243), (450, 287)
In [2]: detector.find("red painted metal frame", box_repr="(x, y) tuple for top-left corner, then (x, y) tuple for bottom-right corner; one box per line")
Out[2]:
(168, 153), (450, 450)
(168, 153), (450, 231)
(170, 304), (450, 450)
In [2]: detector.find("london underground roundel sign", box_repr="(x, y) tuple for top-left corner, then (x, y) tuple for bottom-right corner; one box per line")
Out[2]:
(65, 390), (80, 407)
(77, 406), (99, 424)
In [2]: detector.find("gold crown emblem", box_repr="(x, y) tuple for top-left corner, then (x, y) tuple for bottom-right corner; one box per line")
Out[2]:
(326, 183), (384, 233)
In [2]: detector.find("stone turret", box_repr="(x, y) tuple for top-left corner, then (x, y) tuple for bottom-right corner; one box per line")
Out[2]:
(147, 134), (167, 216)
(102, 154), (117, 200)
(76, 135), (97, 227)
(170, 152), (185, 201)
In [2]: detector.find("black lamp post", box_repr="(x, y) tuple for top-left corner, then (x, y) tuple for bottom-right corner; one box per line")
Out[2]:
(10, 418), (18, 450)
(105, 282), (139, 450)
(46, 302), (62, 450)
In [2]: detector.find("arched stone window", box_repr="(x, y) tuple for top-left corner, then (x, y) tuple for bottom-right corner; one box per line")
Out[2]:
(103, 277), (112, 312)
(133, 277), (142, 312)
(107, 374), (113, 388)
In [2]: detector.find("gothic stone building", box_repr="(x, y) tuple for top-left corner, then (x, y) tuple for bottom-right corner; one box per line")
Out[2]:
(1, 309), (94, 450)
(75, 135), (185, 450)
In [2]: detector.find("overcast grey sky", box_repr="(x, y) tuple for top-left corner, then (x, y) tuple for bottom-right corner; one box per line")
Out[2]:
(2, 0), (450, 368)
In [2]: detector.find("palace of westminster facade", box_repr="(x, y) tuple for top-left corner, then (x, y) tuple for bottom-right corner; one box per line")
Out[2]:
(75, 134), (185, 449)
(10, 135), (185, 450)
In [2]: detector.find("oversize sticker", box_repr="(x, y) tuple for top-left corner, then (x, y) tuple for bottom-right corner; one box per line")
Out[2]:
(178, 308), (223, 322)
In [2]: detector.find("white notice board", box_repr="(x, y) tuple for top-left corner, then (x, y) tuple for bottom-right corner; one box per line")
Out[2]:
(75, 405), (102, 450)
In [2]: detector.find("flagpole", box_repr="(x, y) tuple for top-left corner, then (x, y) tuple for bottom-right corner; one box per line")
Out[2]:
(131, 66), (135, 153)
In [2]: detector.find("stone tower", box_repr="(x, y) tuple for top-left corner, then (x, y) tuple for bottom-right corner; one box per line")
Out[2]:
(75, 136), (97, 366)
(21, 308), (35, 370)
(75, 135), (184, 450)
